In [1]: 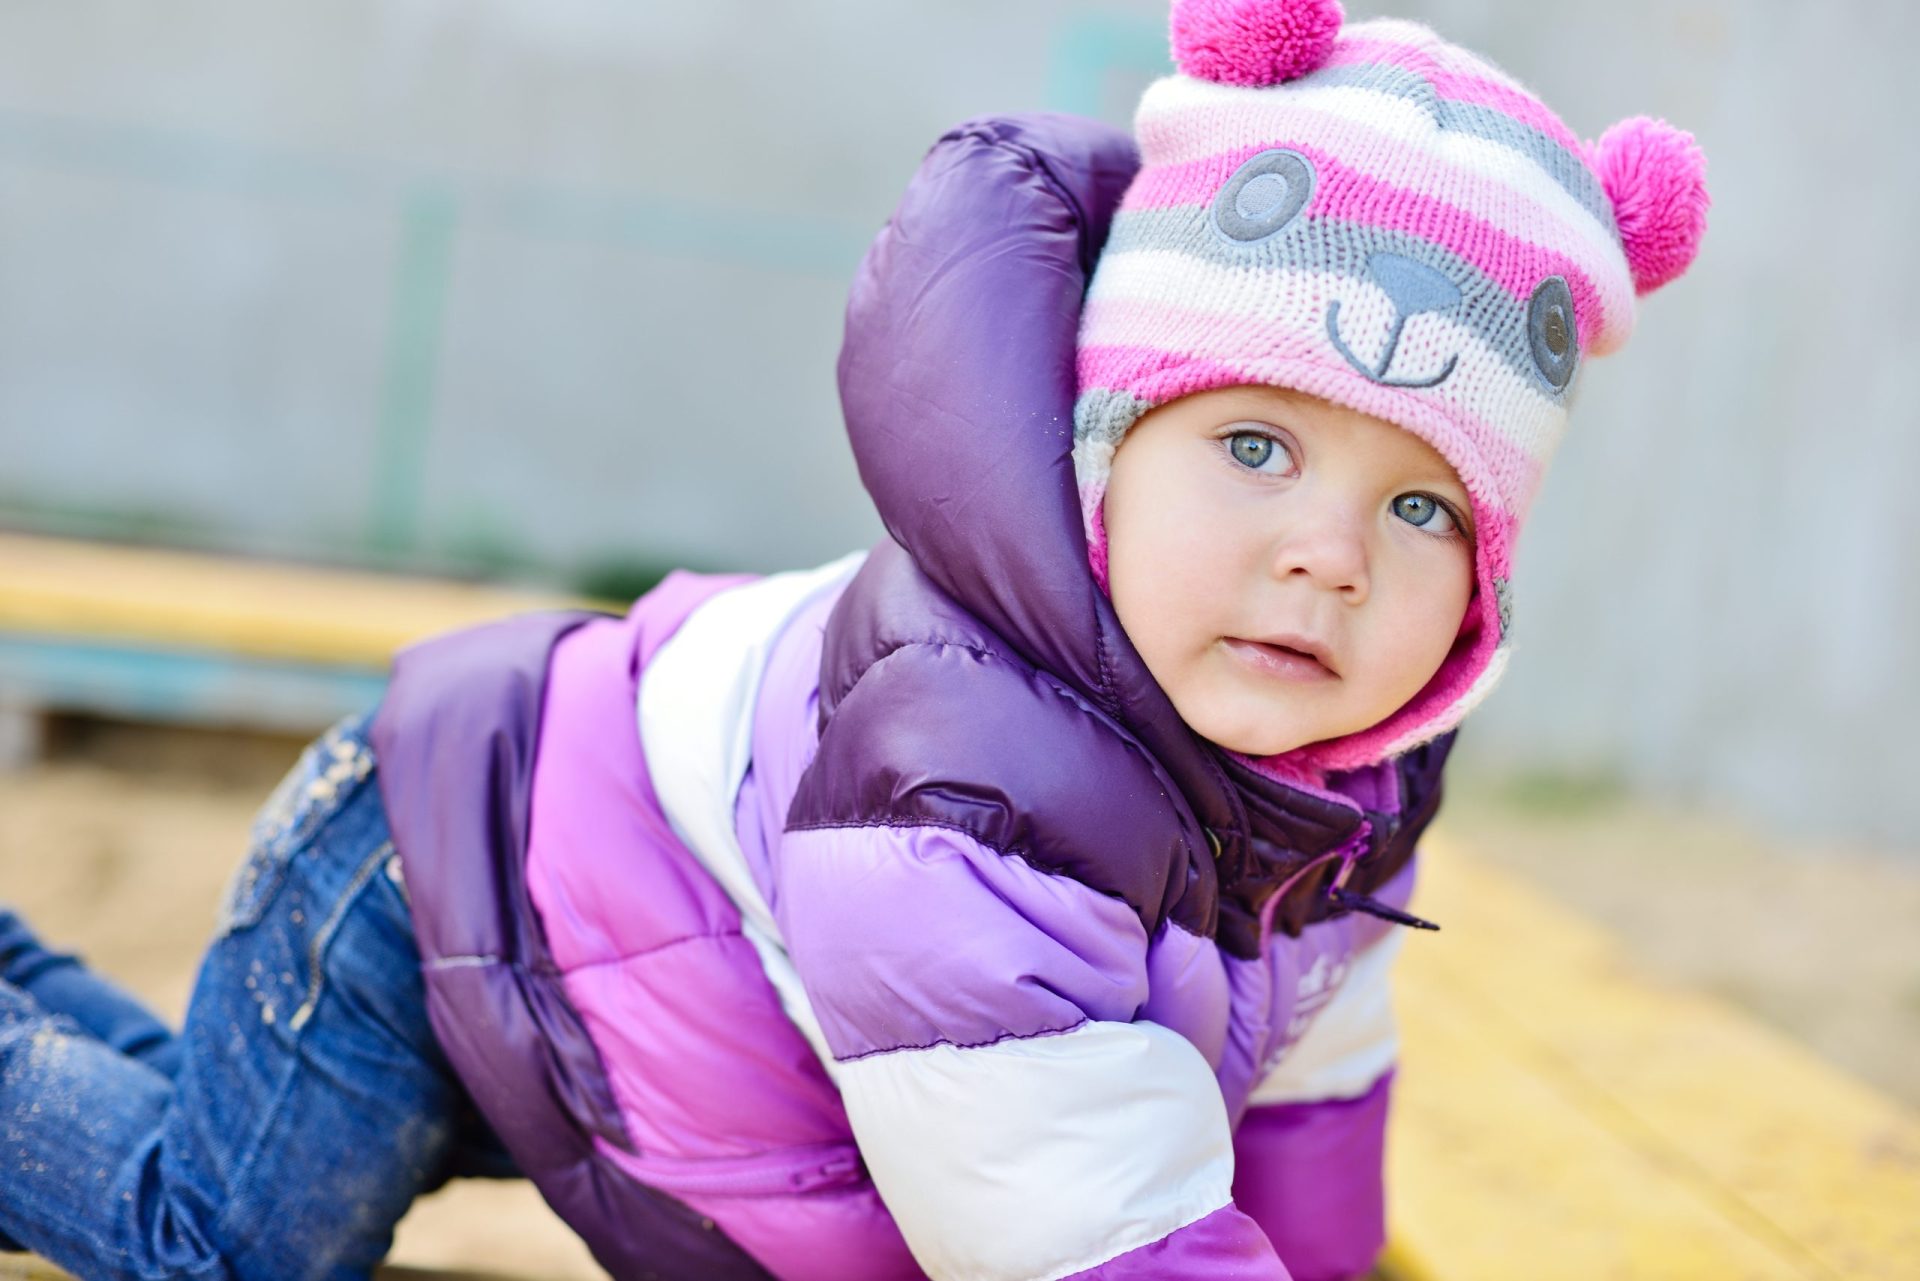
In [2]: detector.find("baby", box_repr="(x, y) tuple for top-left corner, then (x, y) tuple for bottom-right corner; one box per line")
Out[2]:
(0, 1), (1706, 1278)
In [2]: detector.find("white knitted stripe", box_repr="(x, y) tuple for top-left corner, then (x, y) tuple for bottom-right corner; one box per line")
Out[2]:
(1135, 77), (1633, 341)
(836, 1020), (1235, 1281)
(1070, 438), (1119, 513)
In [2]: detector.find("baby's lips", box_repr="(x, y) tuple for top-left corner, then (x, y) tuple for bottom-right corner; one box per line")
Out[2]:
(1246, 630), (1339, 675)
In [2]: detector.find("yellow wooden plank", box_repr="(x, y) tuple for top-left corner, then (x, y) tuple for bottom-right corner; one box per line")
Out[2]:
(1385, 968), (1807, 1281)
(1385, 837), (1920, 1280)
(0, 533), (604, 668)
(0, 1258), (69, 1280)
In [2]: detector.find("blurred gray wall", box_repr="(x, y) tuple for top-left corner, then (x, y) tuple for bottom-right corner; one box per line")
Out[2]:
(0, 0), (1172, 577)
(0, 1), (1913, 849)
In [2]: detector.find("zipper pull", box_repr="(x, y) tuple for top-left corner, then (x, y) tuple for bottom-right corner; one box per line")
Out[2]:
(791, 1153), (865, 1191)
(1328, 821), (1370, 893)
(1255, 820), (1372, 946)
(1328, 886), (1441, 931)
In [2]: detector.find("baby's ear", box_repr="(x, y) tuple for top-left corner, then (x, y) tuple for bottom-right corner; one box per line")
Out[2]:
(1589, 116), (1710, 296)
(1171, 0), (1345, 87)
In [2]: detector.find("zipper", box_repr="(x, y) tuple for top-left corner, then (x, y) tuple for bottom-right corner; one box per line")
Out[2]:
(602, 1138), (868, 1198)
(1254, 820), (1372, 949)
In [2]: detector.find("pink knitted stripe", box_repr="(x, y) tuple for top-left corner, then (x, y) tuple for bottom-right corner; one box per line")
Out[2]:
(1078, 484), (1112, 595)
(1079, 323), (1549, 503)
(1079, 345), (1255, 410)
(1125, 142), (1610, 348)
(1320, 39), (1585, 155)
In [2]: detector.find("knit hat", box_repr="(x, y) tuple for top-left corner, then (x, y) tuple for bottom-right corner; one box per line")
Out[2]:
(1073, 0), (1708, 775)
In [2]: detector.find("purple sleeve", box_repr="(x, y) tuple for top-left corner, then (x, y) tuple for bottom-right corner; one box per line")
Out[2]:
(1063, 1206), (1292, 1279)
(1231, 1071), (1394, 1281)
(778, 822), (1292, 1280)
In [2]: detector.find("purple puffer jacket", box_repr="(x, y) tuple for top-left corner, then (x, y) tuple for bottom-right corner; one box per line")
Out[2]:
(373, 114), (1453, 1281)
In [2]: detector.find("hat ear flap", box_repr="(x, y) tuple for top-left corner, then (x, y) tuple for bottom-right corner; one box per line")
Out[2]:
(1590, 116), (1710, 296)
(1171, 0), (1345, 87)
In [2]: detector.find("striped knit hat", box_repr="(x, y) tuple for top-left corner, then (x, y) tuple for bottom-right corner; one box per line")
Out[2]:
(1074, 0), (1708, 774)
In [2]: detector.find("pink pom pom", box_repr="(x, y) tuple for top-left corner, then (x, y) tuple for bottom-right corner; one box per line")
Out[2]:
(1590, 116), (1710, 296)
(1171, 0), (1344, 87)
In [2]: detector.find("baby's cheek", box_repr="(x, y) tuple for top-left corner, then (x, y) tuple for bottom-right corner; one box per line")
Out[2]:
(1108, 530), (1203, 649)
(1375, 574), (1472, 708)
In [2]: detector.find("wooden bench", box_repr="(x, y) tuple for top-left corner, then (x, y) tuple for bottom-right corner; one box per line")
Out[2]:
(3, 533), (1915, 1278)
(1382, 836), (1920, 1280)
(0, 531), (596, 746)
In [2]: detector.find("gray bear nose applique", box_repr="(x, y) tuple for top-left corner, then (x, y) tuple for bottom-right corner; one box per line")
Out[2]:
(1326, 252), (1462, 389)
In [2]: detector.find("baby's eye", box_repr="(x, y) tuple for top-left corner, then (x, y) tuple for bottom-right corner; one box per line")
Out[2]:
(1226, 431), (1290, 472)
(1391, 493), (1461, 536)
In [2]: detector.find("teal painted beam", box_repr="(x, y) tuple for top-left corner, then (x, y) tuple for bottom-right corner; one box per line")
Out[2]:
(0, 634), (388, 733)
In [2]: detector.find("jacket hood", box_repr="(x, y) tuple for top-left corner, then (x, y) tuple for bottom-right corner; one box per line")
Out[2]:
(835, 115), (1253, 842)
(838, 115), (1142, 724)
(834, 114), (1452, 940)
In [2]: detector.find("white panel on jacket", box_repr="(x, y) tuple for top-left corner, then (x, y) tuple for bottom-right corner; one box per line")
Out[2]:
(637, 550), (866, 1079)
(1249, 928), (1406, 1106)
(838, 1019), (1234, 1281)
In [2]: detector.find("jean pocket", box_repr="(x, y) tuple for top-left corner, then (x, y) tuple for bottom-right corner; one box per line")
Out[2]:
(216, 712), (377, 937)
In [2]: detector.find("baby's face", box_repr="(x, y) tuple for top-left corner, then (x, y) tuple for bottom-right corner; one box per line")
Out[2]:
(1102, 385), (1475, 758)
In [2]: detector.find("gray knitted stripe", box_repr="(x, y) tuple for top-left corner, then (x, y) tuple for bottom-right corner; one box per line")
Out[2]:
(1073, 386), (1153, 449)
(1096, 206), (1575, 395)
(1298, 62), (1616, 233)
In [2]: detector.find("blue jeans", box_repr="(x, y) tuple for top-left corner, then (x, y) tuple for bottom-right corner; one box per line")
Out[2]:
(0, 711), (519, 1280)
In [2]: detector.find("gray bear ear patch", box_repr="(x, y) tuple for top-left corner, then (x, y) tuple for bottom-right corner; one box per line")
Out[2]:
(1526, 276), (1578, 392)
(1213, 149), (1316, 244)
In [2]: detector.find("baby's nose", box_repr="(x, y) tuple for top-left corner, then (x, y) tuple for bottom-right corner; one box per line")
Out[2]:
(1270, 514), (1370, 601)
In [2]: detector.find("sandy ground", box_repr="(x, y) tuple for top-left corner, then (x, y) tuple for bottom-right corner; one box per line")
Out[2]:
(2, 720), (1915, 1278)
